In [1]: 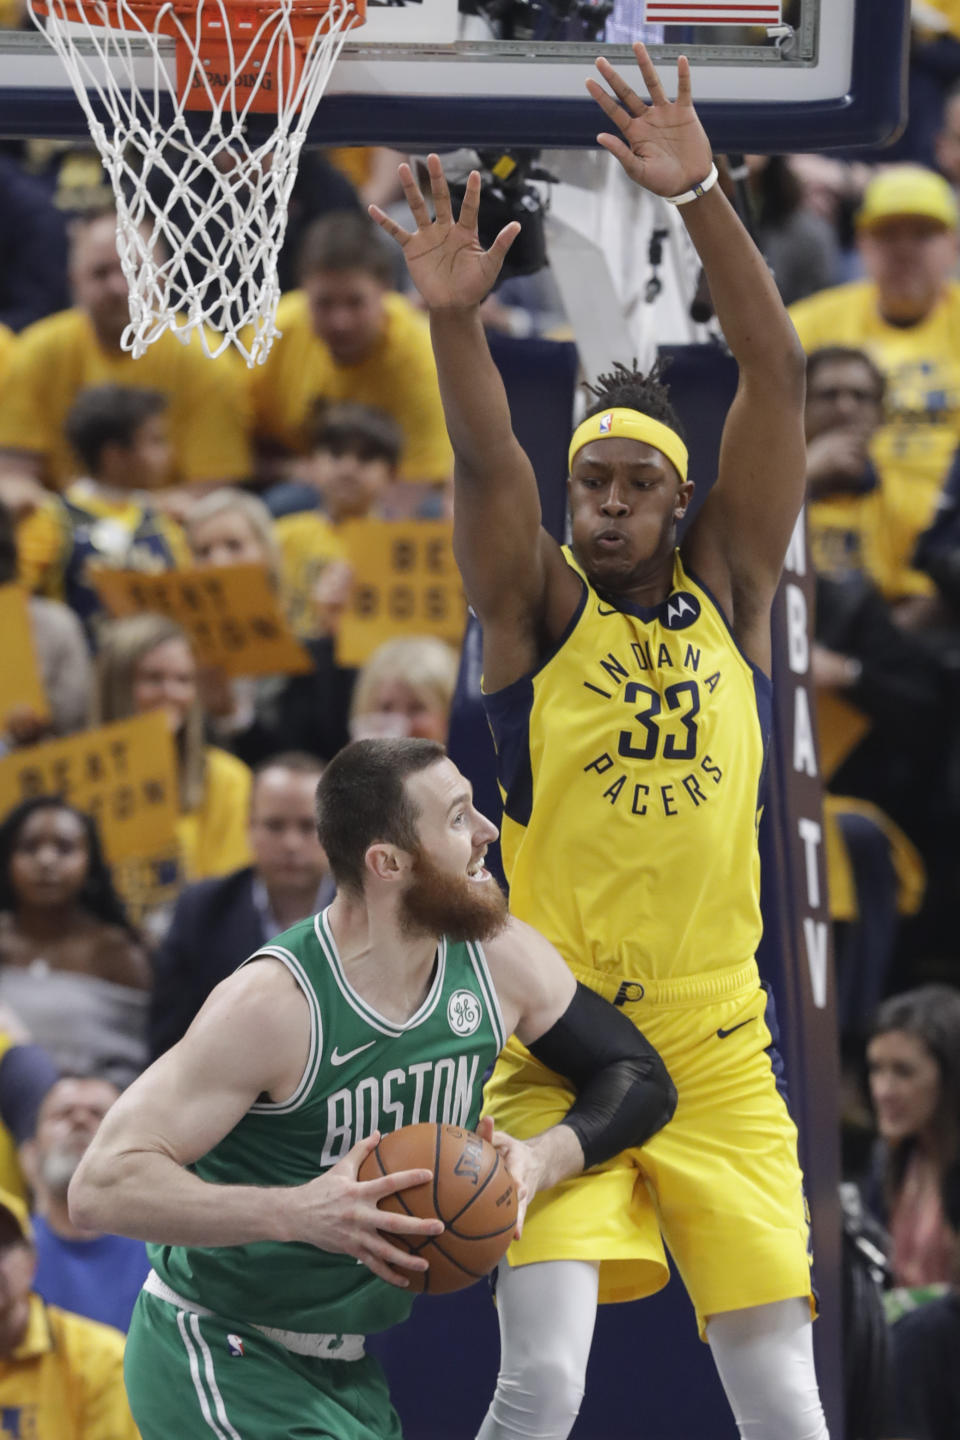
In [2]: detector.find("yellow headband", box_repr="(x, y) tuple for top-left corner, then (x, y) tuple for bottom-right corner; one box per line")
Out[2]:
(568, 408), (689, 480)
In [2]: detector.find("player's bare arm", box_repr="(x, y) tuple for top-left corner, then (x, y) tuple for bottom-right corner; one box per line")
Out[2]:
(68, 959), (444, 1288)
(370, 159), (581, 691)
(588, 44), (806, 671)
(481, 917), (677, 1231)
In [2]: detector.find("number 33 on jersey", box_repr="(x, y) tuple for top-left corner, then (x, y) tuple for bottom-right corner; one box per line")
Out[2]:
(483, 550), (771, 985)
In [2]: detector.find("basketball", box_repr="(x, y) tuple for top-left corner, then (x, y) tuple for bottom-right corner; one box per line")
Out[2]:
(358, 1123), (519, 1294)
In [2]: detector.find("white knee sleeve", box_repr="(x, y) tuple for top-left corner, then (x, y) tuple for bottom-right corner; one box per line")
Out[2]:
(475, 1259), (600, 1440)
(707, 1298), (830, 1440)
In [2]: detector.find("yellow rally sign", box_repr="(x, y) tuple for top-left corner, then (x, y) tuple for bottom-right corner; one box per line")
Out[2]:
(335, 519), (466, 668)
(0, 585), (49, 724)
(92, 564), (312, 677)
(0, 712), (178, 863)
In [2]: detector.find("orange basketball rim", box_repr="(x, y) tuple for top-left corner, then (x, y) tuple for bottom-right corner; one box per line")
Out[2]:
(30, 0), (365, 113)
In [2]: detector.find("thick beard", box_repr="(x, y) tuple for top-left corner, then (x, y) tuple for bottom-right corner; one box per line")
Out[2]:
(399, 848), (508, 944)
(38, 1145), (86, 1200)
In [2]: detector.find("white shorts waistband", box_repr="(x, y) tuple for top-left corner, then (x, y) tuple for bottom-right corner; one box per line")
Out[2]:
(143, 1269), (367, 1361)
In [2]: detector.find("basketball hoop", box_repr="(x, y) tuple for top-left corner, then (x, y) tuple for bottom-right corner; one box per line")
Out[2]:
(28, 0), (365, 364)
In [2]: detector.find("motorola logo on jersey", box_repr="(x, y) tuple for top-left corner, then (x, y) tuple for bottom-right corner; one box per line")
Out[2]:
(447, 989), (482, 1036)
(662, 592), (701, 630)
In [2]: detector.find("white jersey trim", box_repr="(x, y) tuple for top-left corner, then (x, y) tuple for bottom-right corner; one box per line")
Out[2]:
(240, 945), (323, 1114)
(466, 940), (507, 1054)
(314, 908), (448, 1037)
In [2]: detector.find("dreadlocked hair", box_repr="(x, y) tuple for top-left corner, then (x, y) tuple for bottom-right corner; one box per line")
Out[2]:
(582, 358), (686, 442)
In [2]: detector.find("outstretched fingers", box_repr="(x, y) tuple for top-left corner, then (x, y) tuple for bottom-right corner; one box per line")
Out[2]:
(631, 41), (668, 104)
(594, 130), (643, 178)
(593, 53), (648, 116)
(455, 169), (483, 233)
(368, 203), (413, 247)
(585, 82), (630, 137)
(490, 219), (522, 265)
(676, 53), (692, 104)
(426, 152), (455, 228)
(398, 161), (434, 230)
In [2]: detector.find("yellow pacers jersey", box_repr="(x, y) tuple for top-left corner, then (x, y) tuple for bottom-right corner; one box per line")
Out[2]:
(483, 550), (769, 983)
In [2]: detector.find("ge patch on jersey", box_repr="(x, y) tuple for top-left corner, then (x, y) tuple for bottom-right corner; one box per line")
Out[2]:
(447, 989), (482, 1036)
(662, 592), (701, 629)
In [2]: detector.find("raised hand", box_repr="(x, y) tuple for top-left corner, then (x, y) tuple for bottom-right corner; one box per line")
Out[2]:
(586, 42), (713, 198)
(369, 153), (520, 311)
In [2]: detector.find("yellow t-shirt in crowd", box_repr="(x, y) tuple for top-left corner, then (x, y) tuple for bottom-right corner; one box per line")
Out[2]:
(807, 487), (891, 591)
(275, 510), (348, 640)
(0, 1296), (139, 1439)
(0, 308), (253, 488)
(0, 324), (15, 384)
(177, 745), (253, 882)
(324, 146), (375, 191)
(251, 290), (453, 484)
(790, 280), (960, 597)
(915, 0), (960, 40)
(114, 745), (253, 927)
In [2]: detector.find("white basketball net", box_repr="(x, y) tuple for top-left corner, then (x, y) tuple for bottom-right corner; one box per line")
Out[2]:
(28, 0), (360, 365)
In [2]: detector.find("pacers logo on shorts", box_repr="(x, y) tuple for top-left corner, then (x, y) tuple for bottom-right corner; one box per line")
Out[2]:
(447, 989), (482, 1036)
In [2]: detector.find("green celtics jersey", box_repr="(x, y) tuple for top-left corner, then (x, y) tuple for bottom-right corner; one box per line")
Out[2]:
(151, 907), (506, 1335)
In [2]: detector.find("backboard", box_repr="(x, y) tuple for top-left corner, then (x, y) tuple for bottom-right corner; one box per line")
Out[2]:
(0, 0), (908, 152)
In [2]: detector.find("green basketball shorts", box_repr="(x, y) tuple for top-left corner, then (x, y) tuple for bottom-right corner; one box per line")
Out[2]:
(125, 1289), (404, 1439)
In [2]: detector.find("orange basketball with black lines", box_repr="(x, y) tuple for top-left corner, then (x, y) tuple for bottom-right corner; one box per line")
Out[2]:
(358, 1122), (519, 1293)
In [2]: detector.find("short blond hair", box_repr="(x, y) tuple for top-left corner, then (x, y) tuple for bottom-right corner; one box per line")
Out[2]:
(184, 487), (280, 583)
(350, 636), (459, 731)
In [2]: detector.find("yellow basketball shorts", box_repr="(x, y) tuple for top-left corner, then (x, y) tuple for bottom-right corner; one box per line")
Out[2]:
(483, 959), (814, 1339)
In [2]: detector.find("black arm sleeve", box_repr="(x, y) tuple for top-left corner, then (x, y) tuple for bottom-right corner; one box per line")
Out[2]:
(527, 983), (677, 1170)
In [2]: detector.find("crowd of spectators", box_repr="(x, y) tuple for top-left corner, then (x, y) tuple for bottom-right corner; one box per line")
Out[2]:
(0, 3), (958, 1430)
(0, 131), (476, 1432)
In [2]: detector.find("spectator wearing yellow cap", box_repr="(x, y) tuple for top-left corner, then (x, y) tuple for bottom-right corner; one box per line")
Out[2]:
(790, 165), (960, 603)
(0, 1185), (139, 1437)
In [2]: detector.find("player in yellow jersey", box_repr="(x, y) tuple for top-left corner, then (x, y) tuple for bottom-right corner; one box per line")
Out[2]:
(372, 43), (827, 1440)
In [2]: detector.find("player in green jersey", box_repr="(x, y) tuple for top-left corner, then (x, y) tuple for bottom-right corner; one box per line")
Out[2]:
(70, 737), (676, 1440)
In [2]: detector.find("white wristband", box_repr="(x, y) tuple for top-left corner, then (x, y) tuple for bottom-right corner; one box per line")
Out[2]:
(665, 163), (719, 207)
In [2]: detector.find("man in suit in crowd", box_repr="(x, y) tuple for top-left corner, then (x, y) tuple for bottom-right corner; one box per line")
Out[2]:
(150, 752), (333, 1058)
